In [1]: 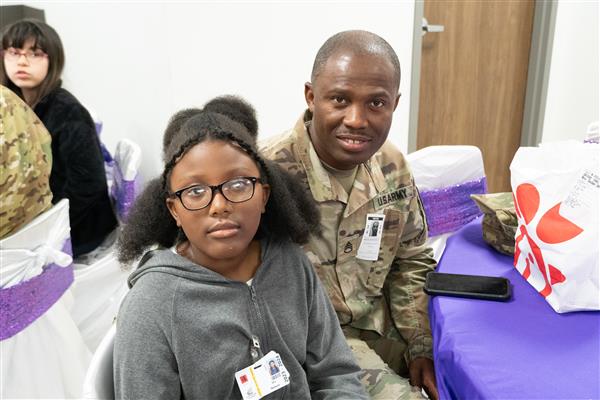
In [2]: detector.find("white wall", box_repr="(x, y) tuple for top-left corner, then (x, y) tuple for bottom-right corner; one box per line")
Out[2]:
(10, 1), (416, 180)
(542, 0), (599, 143)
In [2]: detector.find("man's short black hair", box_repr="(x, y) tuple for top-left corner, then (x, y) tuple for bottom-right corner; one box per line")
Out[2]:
(310, 30), (401, 89)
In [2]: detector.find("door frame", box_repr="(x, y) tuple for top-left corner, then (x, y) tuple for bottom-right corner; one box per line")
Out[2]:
(407, 0), (559, 152)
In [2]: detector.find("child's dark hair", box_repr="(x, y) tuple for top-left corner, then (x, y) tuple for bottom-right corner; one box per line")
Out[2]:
(1, 19), (65, 106)
(118, 95), (321, 265)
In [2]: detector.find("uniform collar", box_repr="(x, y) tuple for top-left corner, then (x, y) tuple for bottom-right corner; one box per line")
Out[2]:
(293, 112), (387, 215)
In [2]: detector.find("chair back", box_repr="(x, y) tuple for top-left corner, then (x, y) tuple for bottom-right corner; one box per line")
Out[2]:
(69, 137), (136, 352)
(70, 140), (137, 352)
(407, 146), (487, 259)
(110, 138), (142, 222)
(83, 323), (116, 400)
(585, 120), (599, 143)
(0, 199), (72, 289)
(1, 199), (91, 398)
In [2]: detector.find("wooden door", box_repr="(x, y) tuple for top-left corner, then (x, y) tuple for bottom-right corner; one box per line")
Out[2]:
(417, 0), (535, 192)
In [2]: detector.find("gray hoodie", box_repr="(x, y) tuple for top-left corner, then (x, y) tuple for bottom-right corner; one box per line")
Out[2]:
(114, 237), (368, 399)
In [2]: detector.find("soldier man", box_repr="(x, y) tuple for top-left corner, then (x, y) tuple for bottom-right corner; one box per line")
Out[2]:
(261, 31), (438, 399)
(0, 85), (52, 237)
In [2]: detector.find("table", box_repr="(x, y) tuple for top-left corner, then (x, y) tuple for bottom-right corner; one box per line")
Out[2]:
(430, 217), (600, 399)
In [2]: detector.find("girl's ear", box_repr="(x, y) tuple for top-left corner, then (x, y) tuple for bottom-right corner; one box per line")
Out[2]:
(166, 198), (182, 227)
(260, 184), (270, 213)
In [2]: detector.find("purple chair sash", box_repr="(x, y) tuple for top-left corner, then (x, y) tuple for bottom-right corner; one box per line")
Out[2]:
(94, 121), (114, 163)
(110, 161), (139, 221)
(0, 240), (74, 341)
(420, 177), (487, 237)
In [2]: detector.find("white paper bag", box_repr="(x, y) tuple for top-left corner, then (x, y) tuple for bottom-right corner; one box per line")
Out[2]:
(510, 141), (599, 313)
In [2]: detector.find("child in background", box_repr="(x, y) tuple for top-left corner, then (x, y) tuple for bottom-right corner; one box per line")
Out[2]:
(1, 19), (116, 256)
(114, 96), (368, 399)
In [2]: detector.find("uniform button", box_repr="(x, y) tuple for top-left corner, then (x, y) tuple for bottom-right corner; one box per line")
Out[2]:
(344, 242), (353, 253)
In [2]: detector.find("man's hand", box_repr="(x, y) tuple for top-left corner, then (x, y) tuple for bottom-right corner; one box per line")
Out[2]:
(408, 357), (438, 400)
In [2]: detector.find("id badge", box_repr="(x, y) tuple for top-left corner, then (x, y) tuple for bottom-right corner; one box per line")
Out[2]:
(235, 351), (290, 400)
(356, 213), (385, 261)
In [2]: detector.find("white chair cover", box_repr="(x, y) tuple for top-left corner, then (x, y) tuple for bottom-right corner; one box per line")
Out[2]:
(71, 250), (129, 352)
(0, 199), (91, 399)
(82, 323), (116, 400)
(114, 138), (142, 182)
(71, 138), (140, 352)
(110, 138), (142, 222)
(407, 146), (487, 260)
(585, 121), (599, 143)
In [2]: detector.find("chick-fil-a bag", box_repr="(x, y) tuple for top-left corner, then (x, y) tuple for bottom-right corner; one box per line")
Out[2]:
(510, 141), (599, 313)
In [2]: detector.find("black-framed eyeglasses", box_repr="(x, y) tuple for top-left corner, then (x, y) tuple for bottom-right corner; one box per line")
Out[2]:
(170, 176), (262, 211)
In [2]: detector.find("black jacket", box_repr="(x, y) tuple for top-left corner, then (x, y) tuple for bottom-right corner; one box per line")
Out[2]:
(34, 87), (117, 256)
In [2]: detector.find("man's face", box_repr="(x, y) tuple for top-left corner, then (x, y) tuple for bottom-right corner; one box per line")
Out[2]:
(305, 52), (400, 170)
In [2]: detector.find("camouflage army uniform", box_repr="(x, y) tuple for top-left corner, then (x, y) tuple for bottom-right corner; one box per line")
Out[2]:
(471, 193), (518, 255)
(261, 114), (436, 399)
(0, 86), (53, 238)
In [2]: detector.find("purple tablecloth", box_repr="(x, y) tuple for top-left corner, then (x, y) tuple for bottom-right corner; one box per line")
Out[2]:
(431, 217), (600, 399)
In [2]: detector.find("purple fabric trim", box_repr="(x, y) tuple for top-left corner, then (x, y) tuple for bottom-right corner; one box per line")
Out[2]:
(105, 159), (115, 187)
(94, 121), (103, 136)
(94, 121), (113, 163)
(100, 143), (114, 163)
(110, 163), (139, 221)
(0, 240), (73, 341)
(420, 177), (487, 237)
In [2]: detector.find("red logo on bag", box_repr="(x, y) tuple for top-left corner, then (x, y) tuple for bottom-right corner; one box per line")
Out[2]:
(240, 374), (248, 384)
(513, 183), (583, 297)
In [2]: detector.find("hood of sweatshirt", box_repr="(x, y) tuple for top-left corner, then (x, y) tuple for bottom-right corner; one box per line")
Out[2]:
(127, 238), (273, 288)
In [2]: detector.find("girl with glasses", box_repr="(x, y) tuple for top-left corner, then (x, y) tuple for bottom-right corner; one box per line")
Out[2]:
(114, 96), (368, 399)
(1, 19), (117, 257)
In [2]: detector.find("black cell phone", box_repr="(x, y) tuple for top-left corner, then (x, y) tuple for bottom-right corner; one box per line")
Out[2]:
(424, 272), (511, 301)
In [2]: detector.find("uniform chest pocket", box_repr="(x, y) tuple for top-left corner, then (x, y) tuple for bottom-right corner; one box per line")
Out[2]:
(336, 234), (385, 292)
(369, 209), (409, 289)
(337, 209), (409, 292)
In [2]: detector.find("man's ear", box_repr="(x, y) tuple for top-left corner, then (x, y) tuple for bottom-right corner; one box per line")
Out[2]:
(166, 198), (182, 227)
(393, 92), (401, 111)
(260, 184), (270, 213)
(304, 82), (315, 112)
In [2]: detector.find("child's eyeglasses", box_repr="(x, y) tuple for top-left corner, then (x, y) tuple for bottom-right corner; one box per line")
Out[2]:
(3, 48), (48, 63)
(170, 176), (262, 211)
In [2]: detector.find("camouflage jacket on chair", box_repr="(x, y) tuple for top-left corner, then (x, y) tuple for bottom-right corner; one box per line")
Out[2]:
(0, 86), (53, 238)
(260, 113), (437, 361)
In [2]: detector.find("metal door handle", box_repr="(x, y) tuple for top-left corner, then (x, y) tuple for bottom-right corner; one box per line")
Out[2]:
(422, 17), (445, 36)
